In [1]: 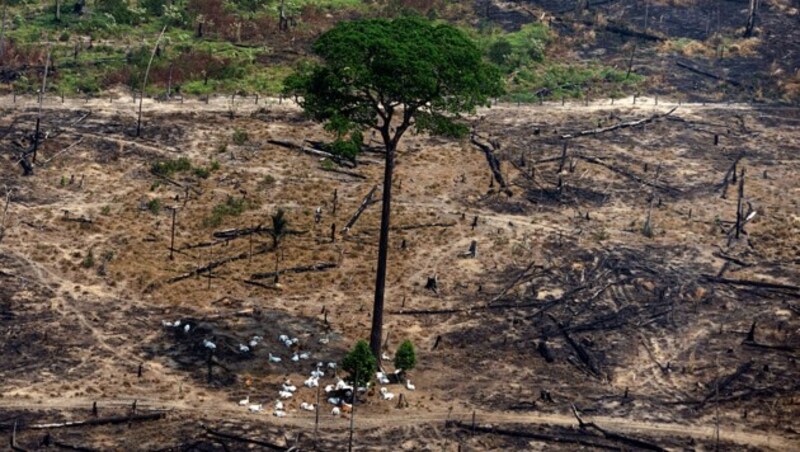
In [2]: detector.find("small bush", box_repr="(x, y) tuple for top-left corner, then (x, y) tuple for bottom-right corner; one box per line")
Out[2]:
(258, 174), (276, 190)
(394, 340), (417, 371)
(232, 129), (249, 145)
(209, 160), (221, 171)
(217, 143), (228, 153)
(101, 205), (111, 216)
(82, 249), (95, 268)
(193, 167), (210, 179)
(151, 157), (192, 177)
(203, 196), (253, 227)
(342, 340), (377, 388)
(147, 198), (162, 215)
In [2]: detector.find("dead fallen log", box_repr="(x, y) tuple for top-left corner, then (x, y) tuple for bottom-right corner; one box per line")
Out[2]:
(702, 361), (754, 405)
(241, 279), (280, 291)
(702, 275), (799, 293)
(203, 426), (286, 450)
(27, 412), (165, 430)
(212, 225), (307, 240)
(561, 107), (677, 139)
(445, 420), (618, 450)
(549, 314), (601, 378)
(603, 21), (664, 42)
(40, 138), (84, 166)
(742, 341), (797, 353)
(488, 261), (543, 305)
(470, 135), (513, 196)
(267, 139), (355, 168)
(320, 166), (367, 180)
(571, 405), (666, 452)
(676, 61), (743, 88)
(574, 155), (679, 194)
(251, 262), (337, 280)
(166, 245), (270, 284)
(342, 185), (378, 233)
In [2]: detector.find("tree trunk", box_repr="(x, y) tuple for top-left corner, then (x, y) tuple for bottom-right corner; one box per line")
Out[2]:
(369, 142), (395, 361)
(743, 0), (758, 37)
(1, 3), (8, 61)
(279, 0), (288, 31)
(55, 0), (61, 21)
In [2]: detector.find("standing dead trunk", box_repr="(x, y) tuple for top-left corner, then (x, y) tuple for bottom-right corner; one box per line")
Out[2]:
(55, 0), (61, 21)
(743, 0), (758, 38)
(33, 48), (52, 163)
(136, 26), (167, 137)
(0, 186), (11, 244)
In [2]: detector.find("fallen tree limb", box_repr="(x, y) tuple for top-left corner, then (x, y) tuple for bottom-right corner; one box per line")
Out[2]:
(203, 426), (286, 450)
(320, 166), (367, 180)
(470, 134), (513, 196)
(27, 412), (165, 430)
(446, 420), (619, 450)
(561, 107), (677, 139)
(571, 405), (667, 451)
(488, 261), (543, 305)
(550, 315), (601, 378)
(241, 279), (280, 291)
(212, 225), (307, 240)
(342, 185), (378, 233)
(166, 245), (270, 284)
(268, 139), (355, 168)
(251, 262), (336, 280)
(676, 61), (743, 88)
(40, 138), (84, 166)
(702, 361), (753, 406)
(702, 275), (799, 293)
(574, 155), (679, 194)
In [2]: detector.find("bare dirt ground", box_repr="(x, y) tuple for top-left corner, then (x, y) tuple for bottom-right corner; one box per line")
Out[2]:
(1, 94), (799, 450)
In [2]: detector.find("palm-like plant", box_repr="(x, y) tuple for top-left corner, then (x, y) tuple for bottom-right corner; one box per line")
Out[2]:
(269, 209), (288, 284)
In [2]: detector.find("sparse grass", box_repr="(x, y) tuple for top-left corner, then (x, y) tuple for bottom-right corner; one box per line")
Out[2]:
(203, 196), (256, 228)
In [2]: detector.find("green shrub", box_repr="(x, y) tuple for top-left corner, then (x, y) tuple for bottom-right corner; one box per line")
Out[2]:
(232, 129), (249, 145)
(342, 340), (377, 388)
(209, 160), (221, 171)
(151, 157), (192, 177)
(82, 249), (95, 268)
(394, 340), (417, 371)
(193, 167), (210, 179)
(258, 174), (276, 190)
(101, 205), (111, 216)
(147, 198), (162, 215)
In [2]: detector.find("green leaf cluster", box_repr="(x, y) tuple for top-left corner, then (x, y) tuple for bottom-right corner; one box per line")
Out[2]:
(284, 17), (504, 149)
(342, 340), (377, 388)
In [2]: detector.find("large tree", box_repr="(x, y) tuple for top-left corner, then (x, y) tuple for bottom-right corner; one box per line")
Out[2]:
(285, 17), (503, 360)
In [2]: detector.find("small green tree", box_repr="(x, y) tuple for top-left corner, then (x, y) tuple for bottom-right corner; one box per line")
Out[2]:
(394, 340), (416, 371)
(342, 340), (376, 388)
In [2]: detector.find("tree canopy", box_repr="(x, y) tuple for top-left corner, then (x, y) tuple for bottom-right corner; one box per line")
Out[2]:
(285, 16), (503, 145)
(394, 339), (416, 371)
